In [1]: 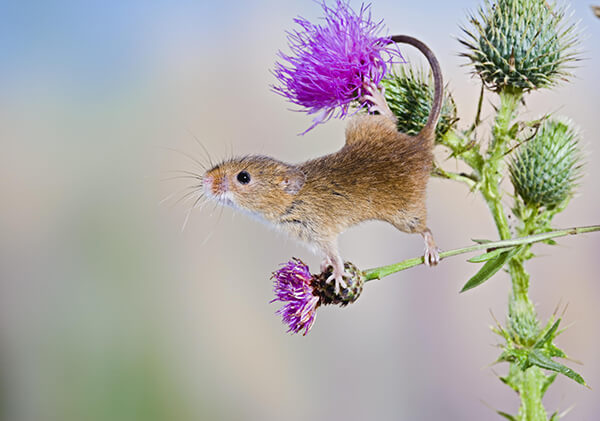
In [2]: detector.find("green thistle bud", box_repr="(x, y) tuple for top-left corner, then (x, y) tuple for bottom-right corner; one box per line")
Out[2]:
(381, 68), (458, 143)
(508, 295), (539, 346)
(509, 119), (582, 208)
(460, 0), (579, 92)
(314, 262), (364, 306)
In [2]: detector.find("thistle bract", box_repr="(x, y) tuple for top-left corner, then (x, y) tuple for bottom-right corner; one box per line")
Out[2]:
(381, 68), (458, 143)
(509, 119), (582, 208)
(313, 261), (365, 306)
(272, 0), (396, 132)
(460, 0), (579, 92)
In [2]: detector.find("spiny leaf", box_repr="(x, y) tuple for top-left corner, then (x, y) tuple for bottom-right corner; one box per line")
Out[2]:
(461, 247), (520, 293)
(541, 373), (558, 397)
(528, 349), (586, 386)
(534, 318), (561, 349)
(468, 246), (515, 263)
(497, 410), (517, 421)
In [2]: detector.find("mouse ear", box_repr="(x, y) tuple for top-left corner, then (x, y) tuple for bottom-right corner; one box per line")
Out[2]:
(280, 168), (305, 195)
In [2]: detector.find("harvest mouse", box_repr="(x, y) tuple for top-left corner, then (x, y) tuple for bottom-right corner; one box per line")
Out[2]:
(202, 35), (442, 292)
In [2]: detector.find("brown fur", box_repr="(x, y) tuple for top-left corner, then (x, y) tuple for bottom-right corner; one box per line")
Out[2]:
(202, 34), (443, 281)
(203, 113), (433, 261)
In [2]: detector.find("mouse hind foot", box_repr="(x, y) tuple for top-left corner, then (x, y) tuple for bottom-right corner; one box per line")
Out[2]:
(421, 228), (440, 266)
(385, 212), (440, 266)
(363, 82), (396, 122)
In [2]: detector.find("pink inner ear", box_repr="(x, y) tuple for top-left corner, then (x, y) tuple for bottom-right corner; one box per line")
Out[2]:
(281, 170), (305, 194)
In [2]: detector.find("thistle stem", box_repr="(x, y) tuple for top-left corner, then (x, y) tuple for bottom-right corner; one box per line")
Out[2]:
(481, 88), (522, 240)
(362, 225), (600, 281)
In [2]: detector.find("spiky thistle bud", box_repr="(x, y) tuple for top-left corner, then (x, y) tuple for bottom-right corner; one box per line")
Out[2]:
(507, 295), (540, 346)
(509, 119), (582, 208)
(381, 68), (458, 143)
(460, 0), (579, 92)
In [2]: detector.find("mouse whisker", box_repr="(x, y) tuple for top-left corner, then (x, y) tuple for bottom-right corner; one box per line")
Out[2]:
(171, 186), (204, 208)
(228, 140), (235, 162)
(208, 200), (220, 218)
(187, 129), (215, 169)
(181, 193), (208, 232)
(215, 200), (226, 226)
(161, 146), (208, 171)
(162, 169), (203, 179)
(160, 184), (202, 206)
(160, 174), (203, 182)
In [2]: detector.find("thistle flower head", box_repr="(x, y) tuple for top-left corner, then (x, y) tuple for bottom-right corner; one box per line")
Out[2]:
(381, 67), (458, 143)
(460, 0), (580, 92)
(272, 0), (397, 132)
(271, 258), (319, 335)
(271, 258), (365, 335)
(509, 118), (583, 208)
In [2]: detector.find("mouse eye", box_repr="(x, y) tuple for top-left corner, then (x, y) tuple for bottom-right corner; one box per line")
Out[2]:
(236, 171), (251, 185)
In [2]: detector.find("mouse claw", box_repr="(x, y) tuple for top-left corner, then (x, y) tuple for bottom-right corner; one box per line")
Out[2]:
(422, 228), (440, 267)
(424, 246), (440, 266)
(325, 270), (350, 294)
(362, 82), (394, 120)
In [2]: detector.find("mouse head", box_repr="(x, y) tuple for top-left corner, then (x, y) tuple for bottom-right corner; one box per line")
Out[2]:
(203, 155), (305, 221)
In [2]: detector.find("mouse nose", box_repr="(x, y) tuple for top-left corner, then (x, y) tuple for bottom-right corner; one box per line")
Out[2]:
(203, 174), (215, 195)
(203, 173), (227, 197)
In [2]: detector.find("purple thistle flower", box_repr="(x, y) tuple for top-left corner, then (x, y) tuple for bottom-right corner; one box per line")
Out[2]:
(272, 0), (398, 133)
(271, 258), (320, 335)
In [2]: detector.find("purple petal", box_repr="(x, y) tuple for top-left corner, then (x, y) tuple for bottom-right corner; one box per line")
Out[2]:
(271, 0), (402, 132)
(271, 259), (320, 335)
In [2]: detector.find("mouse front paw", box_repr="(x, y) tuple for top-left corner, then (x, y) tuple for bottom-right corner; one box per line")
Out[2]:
(325, 268), (351, 294)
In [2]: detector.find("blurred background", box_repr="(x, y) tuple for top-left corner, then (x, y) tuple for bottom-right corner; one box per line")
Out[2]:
(1, 1), (599, 420)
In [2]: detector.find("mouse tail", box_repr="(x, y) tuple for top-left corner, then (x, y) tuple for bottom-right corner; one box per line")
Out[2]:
(390, 35), (443, 146)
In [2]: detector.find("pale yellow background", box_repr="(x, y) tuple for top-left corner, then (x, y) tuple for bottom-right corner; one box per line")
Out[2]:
(1, 1), (599, 420)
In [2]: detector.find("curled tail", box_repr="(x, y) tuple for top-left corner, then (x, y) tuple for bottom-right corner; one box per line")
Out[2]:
(390, 35), (443, 144)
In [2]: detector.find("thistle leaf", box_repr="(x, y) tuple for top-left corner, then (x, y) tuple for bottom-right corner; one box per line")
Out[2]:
(497, 411), (517, 421)
(541, 373), (558, 397)
(460, 247), (519, 293)
(471, 238), (493, 244)
(468, 246), (514, 263)
(534, 318), (561, 349)
(528, 350), (586, 386)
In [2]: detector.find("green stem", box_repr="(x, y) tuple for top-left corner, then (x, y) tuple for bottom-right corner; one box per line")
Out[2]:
(432, 166), (478, 189)
(520, 367), (548, 421)
(441, 129), (485, 172)
(362, 225), (600, 281)
(480, 88), (522, 240)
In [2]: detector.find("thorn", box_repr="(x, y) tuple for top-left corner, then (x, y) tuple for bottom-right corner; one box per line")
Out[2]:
(552, 299), (562, 318)
(489, 308), (503, 331)
(560, 302), (570, 318)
